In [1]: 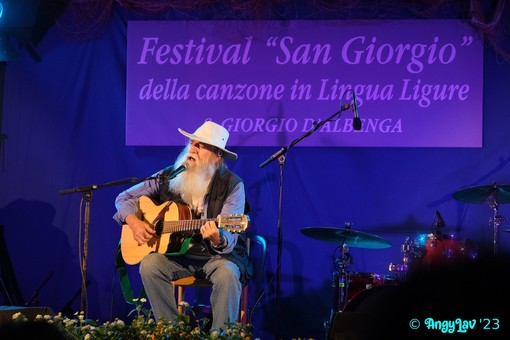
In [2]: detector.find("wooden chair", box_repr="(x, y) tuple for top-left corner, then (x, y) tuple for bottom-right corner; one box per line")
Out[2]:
(173, 234), (267, 324)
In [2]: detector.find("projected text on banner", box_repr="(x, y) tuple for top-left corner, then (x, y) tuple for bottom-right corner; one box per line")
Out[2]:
(126, 20), (483, 147)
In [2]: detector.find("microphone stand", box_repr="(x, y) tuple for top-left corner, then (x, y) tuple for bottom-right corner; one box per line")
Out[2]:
(259, 103), (351, 336)
(25, 271), (54, 306)
(59, 175), (157, 316)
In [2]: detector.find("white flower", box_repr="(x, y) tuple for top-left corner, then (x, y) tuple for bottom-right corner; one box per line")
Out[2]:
(178, 301), (190, 308)
(64, 318), (78, 326)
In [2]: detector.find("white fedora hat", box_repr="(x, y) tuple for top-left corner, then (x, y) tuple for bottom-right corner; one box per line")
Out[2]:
(178, 121), (238, 160)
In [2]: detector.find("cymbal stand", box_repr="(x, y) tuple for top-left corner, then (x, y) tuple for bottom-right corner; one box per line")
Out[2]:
(399, 237), (412, 281)
(389, 237), (413, 282)
(327, 243), (352, 337)
(487, 194), (504, 256)
(333, 243), (353, 312)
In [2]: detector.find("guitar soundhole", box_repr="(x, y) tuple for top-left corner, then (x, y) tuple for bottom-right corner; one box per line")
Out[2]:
(154, 219), (163, 237)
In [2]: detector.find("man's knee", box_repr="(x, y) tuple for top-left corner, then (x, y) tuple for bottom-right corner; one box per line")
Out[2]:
(139, 253), (164, 277)
(211, 262), (240, 286)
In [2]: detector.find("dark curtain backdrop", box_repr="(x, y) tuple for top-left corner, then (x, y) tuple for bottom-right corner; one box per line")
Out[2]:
(1, 2), (510, 339)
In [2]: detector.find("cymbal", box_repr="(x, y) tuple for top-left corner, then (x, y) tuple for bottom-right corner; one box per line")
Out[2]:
(452, 183), (510, 204)
(301, 227), (392, 249)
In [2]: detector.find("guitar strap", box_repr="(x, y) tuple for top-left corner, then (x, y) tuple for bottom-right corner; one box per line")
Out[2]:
(114, 241), (146, 304)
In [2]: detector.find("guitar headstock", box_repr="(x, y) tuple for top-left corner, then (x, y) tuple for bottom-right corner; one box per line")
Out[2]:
(218, 214), (250, 233)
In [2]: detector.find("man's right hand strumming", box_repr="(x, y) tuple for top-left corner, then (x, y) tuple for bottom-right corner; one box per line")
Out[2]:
(125, 214), (155, 245)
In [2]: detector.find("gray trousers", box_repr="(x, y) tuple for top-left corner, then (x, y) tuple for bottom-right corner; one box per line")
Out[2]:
(139, 252), (241, 332)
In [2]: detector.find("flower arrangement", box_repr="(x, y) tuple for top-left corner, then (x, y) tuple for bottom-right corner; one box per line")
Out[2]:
(6, 299), (254, 340)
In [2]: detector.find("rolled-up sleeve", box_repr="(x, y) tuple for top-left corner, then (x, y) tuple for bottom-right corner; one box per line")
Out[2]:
(209, 181), (246, 254)
(113, 177), (160, 225)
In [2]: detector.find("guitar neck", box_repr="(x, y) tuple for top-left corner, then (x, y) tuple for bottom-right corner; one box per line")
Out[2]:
(161, 218), (216, 234)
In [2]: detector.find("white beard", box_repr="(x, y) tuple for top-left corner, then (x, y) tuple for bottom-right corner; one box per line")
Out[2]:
(167, 147), (218, 213)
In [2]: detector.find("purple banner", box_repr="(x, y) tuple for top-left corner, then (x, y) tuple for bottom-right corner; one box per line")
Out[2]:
(126, 20), (483, 147)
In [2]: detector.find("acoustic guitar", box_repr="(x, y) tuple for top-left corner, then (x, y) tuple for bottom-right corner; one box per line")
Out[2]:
(120, 196), (249, 265)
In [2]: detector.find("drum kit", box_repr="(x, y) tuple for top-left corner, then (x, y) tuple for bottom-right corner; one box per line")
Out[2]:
(301, 223), (393, 313)
(301, 182), (510, 321)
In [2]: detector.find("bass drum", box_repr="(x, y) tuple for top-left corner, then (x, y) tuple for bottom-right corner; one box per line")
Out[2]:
(343, 284), (399, 313)
(331, 285), (403, 339)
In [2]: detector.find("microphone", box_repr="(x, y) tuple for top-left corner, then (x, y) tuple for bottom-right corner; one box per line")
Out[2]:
(352, 90), (362, 131)
(435, 210), (445, 227)
(159, 162), (189, 181)
(435, 210), (445, 236)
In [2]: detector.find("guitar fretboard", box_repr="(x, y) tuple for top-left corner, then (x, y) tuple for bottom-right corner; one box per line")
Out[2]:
(160, 218), (216, 233)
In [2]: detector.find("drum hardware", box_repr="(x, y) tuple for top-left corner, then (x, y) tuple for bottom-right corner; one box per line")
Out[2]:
(301, 222), (392, 338)
(332, 243), (353, 313)
(301, 223), (391, 311)
(426, 209), (478, 266)
(388, 212), (449, 277)
(388, 236), (421, 281)
(453, 182), (510, 256)
(432, 210), (451, 259)
(327, 239), (353, 338)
